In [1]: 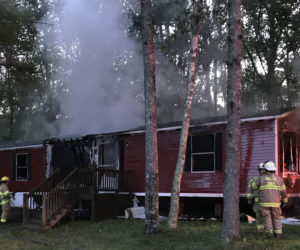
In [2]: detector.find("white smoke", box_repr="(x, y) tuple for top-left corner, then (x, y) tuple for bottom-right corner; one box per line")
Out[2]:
(56, 0), (144, 137)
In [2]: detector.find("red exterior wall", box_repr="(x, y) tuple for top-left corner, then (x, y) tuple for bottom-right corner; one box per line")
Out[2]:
(124, 119), (277, 195)
(286, 180), (300, 195)
(240, 120), (276, 193)
(124, 130), (181, 192)
(0, 146), (47, 192)
(181, 124), (226, 193)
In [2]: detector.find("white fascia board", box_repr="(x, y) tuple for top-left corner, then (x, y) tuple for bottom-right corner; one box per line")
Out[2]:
(241, 115), (281, 122)
(133, 192), (224, 197)
(287, 193), (300, 198)
(116, 115), (282, 136)
(133, 193), (251, 198)
(0, 144), (44, 151)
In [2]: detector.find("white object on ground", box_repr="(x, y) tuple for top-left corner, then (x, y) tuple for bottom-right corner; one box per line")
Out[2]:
(10, 192), (24, 207)
(124, 207), (167, 220)
(125, 207), (145, 219)
(281, 217), (300, 226)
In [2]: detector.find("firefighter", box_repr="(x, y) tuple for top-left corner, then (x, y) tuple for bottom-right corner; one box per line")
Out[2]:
(247, 162), (265, 232)
(0, 176), (12, 223)
(250, 161), (288, 238)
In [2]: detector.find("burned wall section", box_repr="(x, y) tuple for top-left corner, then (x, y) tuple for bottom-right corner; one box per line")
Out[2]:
(278, 111), (300, 188)
(85, 134), (126, 171)
(46, 138), (90, 178)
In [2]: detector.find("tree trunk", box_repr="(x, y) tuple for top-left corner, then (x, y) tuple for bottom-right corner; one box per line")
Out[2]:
(141, 0), (159, 234)
(167, 1), (202, 229)
(221, 0), (242, 243)
(6, 69), (15, 141)
(213, 60), (218, 115)
(204, 64), (213, 114)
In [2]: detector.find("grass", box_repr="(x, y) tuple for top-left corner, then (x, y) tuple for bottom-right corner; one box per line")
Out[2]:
(0, 219), (299, 250)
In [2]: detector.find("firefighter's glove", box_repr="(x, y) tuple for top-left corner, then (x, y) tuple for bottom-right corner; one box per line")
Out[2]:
(247, 199), (252, 205)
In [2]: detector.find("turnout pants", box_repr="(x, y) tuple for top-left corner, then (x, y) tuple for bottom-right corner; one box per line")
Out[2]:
(253, 203), (264, 232)
(261, 207), (282, 236)
(1, 203), (10, 223)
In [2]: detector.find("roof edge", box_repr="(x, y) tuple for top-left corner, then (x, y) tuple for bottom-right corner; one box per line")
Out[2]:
(0, 144), (44, 152)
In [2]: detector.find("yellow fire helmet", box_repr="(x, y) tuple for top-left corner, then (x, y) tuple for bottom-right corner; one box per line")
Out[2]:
(1, 176), (9, 182)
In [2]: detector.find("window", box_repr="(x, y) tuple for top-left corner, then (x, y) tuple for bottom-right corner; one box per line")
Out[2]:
(192, 134), (215, 172)
(185, 133), (223, 172)
(15, 153), (30, 181)
(281, 133), (300, 175)
(99, 141), (118, 169)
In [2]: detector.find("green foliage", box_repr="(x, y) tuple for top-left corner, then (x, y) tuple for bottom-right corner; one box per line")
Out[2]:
(242, 0), (300, 112)
(0, 0), (48, 142)
(125, 0), (229, 120)
(126, 0), (300, 117)
(0, 0), (64, 142)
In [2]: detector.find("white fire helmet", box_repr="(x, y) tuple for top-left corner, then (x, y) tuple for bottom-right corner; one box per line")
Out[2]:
(264, 161), (276, 172)
(257, 163), (265, 170)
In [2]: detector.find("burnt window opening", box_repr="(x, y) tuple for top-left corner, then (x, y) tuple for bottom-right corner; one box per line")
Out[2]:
(99, 141), (118, 169)
(185, 133), (223, 172)
(15, 153), (30, 181)
(281, 133), (299, 174)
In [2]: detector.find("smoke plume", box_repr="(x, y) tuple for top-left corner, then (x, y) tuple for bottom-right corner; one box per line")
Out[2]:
(55, 0), (144, 137)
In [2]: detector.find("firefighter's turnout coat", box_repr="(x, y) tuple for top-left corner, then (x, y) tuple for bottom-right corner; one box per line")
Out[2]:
(250, 172), (287, 235)
(0, 182), (11, 223)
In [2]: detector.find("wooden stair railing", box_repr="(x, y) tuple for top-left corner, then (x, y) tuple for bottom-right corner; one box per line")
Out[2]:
(42, 168), (80, 228)
(23, 167), (133, 229)
(95, 168), (133, 192)
(23, 168), (61, 225)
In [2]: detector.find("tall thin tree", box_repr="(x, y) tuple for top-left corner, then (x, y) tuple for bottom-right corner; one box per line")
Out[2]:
(221, 0), (242, 242)
(167, 0), (203, 229)
(141, 0), (159, 234)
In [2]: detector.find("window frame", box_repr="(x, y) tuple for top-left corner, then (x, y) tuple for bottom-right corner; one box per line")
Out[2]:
(281, 132), (300, 176)
(191, 133), (216, 173)
(15, 153), (30, 181)
(98, 140), (119, 170)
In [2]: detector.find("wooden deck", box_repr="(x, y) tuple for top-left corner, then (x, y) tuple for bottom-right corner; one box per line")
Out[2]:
(23, 167), (133, 230)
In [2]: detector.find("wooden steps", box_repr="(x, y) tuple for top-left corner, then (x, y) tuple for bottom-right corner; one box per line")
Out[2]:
(23, 167), (133, 230)
(23, 204), (73, 230)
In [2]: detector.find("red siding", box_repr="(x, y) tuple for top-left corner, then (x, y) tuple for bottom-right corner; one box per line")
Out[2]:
(124, 119), (277, 195)
(0, 147), (47, 192)
(124, 130), (180, 192)
(181, 125), (226, 193)
(124, 134), (146, 192)
(240, 120), (276, 193)
(286, 179), (300, 195)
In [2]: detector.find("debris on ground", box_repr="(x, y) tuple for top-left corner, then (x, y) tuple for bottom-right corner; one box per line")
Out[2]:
(281, 217), (300, 226)
(125, 206), (145, 219)
(123, 207), (167, 220)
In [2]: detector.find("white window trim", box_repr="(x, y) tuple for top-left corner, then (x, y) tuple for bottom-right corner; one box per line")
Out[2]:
(15, 153), (29, 181)
(98, 140), (119, 170)
(191, 133), (216, 173)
